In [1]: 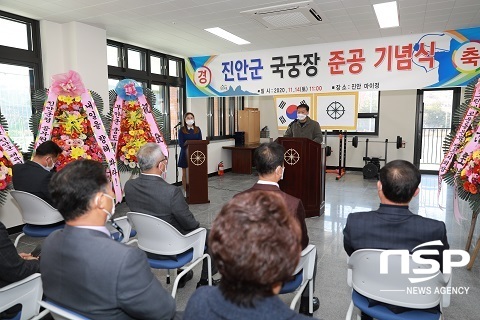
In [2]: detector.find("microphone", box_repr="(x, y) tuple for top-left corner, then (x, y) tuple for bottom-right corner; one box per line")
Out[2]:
(173, 122), (182, 128)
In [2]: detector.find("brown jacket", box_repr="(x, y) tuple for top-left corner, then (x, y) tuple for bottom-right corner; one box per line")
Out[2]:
(236, 183), (309, 249)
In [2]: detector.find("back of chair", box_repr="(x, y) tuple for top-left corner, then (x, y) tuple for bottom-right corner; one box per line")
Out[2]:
(348, 249), (449, 310)
(0, 273), (43, 320)
(127, 212), (206, 260)
(11, 190), (63, 225)
(294, 244), (316, 281)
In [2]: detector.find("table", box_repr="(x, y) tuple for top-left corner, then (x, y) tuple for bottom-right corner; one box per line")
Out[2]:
(222, 144), (260, 174)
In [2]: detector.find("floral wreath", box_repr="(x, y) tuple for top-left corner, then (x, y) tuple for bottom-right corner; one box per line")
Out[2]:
(107, 79), (168, 174)
(0, 111), (24, 206)
(441, 76), (480, 215)
(30, 70), (122, 201)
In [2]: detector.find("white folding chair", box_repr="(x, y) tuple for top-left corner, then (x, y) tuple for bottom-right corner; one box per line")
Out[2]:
(10, 190), (64, 247)
(127, 212), (212, 298)
(106, 216), (136, 244)
(39, 301), (89, 320)
(280, 244), (316, 313)
(0, 273), (49, 320)
(346, 249), (451, 320)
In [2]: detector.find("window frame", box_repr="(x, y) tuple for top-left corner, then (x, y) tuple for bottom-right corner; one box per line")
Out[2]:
(0, 10), (43, 152)
(107, 40), (186, 144)
(207, 96), (243, 140)
(0, 10), (43, 90)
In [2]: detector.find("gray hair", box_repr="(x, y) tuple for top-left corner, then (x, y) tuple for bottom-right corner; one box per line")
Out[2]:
(137, 143), (165, 172)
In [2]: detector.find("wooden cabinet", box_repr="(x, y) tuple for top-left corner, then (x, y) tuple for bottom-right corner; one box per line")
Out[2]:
(238, 108), (260, 144)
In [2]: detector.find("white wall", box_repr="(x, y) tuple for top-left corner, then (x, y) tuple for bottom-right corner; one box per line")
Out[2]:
(40, 21), (109, 105)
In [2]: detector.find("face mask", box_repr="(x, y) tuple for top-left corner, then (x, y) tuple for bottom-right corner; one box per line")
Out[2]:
(186, 120), (194, 126)
(102, 193), (116, 222)
(281, 167), (285, 180)
(43, 157), (55, 171)
(159, 160), (168, 180)
(297, 114), (307, 121)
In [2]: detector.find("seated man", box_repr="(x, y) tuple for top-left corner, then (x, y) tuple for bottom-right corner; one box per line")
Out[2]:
(185, 191), (317, 320)
(41, 160), (177, 320)
(125, 142), (216, 288)
(343, 160), (449, 318)
(12, 140), (62, 206)
(0, 221), (39, 318)
(236, 142), (319, 315)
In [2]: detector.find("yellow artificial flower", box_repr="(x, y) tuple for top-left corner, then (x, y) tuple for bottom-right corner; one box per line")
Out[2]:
(7, 168), (12, 176)
(461, 168), (467, 177)
(127, 110), (142, 127)
(129, 130), (136, 136)
(121, 146), (127, 152)
(58, 112), (85, 134)
(128, 148), (136, 155)
(58, 95), (74, 105)
(70, 146), (85, 159)
(473, 150), (480, 159)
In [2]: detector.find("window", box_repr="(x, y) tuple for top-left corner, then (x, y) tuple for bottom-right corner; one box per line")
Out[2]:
(107, 40), (186, 144)
(345, 91), (380, 136)
(0, 11), (43, 151)
(207, 97), (243, 139)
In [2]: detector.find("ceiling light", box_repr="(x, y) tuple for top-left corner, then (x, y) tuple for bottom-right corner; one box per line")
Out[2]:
(373, 1), (399, 29)
(204, 27), (250, 45)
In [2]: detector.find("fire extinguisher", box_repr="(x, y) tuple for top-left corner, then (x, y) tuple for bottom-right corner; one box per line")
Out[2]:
(218, 161), (224, 176)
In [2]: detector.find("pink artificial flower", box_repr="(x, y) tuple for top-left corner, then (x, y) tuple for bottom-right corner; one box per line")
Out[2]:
(50, 70), (86, 96)
(124, 83), (137, 97)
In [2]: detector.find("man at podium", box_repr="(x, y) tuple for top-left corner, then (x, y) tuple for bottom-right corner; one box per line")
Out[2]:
(283, 103), (323, 144)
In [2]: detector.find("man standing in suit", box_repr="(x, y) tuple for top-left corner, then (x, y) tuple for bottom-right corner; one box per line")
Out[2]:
(237, 142), (319, 316)
(284, 103), (323, 144)
(343, 160), (449, 319)
(12, 140), (63, 206)
(41, 160), (177, 320)
(124, 142), (216, 288)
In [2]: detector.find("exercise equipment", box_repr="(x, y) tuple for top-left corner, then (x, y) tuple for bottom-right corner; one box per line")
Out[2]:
(325, 130), (347, 180)
(351, 135), (404, 149)
(361, 138), (389, 179)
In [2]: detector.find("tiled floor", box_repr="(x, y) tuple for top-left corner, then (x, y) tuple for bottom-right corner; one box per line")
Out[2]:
(11, 171), (480, 319)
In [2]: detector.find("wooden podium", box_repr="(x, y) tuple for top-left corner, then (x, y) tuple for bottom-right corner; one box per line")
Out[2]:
(185, 140), (209, 204)
(276, 137), (326, 218)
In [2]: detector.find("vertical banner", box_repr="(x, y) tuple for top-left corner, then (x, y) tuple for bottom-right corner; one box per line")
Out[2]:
(274, 94), (313, 130)
(315, 92), (358, 130)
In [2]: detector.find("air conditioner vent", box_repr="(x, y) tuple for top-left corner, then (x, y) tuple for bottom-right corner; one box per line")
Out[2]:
(241, 1), (323, 30)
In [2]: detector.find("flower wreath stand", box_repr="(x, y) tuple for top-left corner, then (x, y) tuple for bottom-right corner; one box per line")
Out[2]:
(0, 112), (24, 206)
(107, 79), (168, 175)
(440, 76), (480, 270)
(31, 70), (122, 201)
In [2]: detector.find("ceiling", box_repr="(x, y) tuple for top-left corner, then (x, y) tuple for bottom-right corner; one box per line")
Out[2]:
(1, 0), (479, 58)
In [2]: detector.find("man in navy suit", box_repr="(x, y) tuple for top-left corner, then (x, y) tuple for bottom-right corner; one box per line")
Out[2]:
(12, 140), (62, 206)
(237, 142), (319, 316)
(343, 160), (449, 319)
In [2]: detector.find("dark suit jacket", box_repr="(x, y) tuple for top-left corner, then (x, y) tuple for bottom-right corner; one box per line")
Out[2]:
(12, 160), (55, 206)
(343, 204), (449, 260)
(237, 183), (309, 249)
(0, 221), (40, 288)
(124, 174), (200, 234)
(40, 225), (176, 320)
